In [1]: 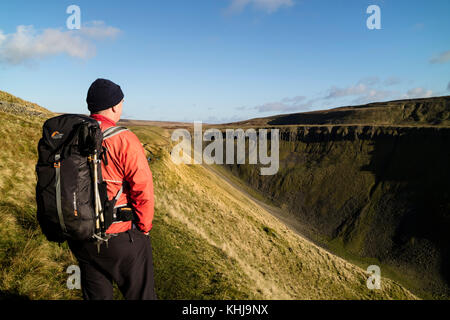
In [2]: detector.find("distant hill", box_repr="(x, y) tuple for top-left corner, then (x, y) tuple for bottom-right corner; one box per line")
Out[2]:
(222, 96), (450, 127)
(118, 119), (194, 129)
(0, 91), (53, 118)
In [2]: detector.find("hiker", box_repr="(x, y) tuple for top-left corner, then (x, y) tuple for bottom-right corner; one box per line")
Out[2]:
(67, 78), (157, 300)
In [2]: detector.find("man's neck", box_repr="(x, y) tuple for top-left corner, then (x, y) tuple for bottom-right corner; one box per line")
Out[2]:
(90, 114), (116, 126)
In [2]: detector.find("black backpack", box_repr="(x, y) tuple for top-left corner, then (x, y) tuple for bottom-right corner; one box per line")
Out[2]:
(35, 114), (128, 245)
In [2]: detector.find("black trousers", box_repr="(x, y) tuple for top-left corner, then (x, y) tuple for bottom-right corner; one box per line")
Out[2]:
(68, 229), (157, 300)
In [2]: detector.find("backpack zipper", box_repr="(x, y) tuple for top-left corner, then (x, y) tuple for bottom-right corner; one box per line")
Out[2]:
(73, 192), (78, 217)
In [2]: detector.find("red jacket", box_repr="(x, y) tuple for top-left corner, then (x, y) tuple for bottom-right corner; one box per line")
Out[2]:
(90, 114), (154, 234)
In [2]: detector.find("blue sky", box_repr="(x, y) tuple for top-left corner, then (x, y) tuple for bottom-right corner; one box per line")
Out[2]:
(0, 0), (449, 123)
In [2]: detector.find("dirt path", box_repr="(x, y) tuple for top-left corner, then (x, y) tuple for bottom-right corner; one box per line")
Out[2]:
(202, 164), (334, 254)
(183, 137), (337, 256)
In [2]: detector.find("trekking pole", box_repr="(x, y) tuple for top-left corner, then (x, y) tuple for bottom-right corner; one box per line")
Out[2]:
(91, 151), (103, 253)
(96, 175), (107, 246)
(88, 154), (100, 235)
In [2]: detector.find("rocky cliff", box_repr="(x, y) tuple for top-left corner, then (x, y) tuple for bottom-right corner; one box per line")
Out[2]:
(223, 122), (450, 299)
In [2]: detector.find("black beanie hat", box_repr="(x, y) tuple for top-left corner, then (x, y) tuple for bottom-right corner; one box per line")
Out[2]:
(86, 78), (124, 113)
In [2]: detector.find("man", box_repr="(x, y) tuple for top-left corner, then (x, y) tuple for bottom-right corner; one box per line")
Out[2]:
(68, 78), (157, 300)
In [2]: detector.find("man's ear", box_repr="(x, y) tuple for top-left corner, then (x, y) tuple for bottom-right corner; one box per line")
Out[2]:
(112, 100), (123, 113)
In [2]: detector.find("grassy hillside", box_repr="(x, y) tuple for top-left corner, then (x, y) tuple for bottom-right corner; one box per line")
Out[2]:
(0, 93), (416, 299)
(0, 91), (53, 118)
(0, 104), (79, 299)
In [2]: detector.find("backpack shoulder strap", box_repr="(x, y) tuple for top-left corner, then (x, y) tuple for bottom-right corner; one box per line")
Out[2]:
(100, 126), (129, 166)
(103, 126), (129, 140)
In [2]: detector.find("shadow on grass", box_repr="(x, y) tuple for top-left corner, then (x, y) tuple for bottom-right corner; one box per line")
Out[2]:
(0, 200), (39, 231)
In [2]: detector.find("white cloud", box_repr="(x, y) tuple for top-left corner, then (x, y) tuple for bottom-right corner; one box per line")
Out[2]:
(430, 50), (450, 64)
(79, 21), (121, 39)
(284, 78), (435, 110)
(256, 102), (297, 112)
(324, 78), (434, 104)
(241, 77), (437, 116)
(281, 95), (306, 103)
(254, 95), (310, 113)
(0, 31), (6, 45)
(0, 22), (120, 65)
(325, 84), (368, 99)
(226, 0), (294, 14)
(403, 87), (433, 99)
(357, 76), (380, 86)
(351, 89), (396, 105)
